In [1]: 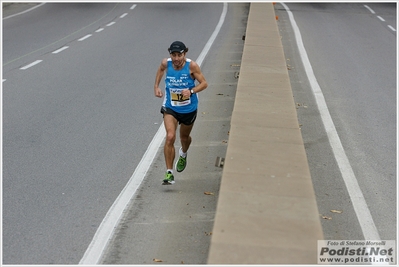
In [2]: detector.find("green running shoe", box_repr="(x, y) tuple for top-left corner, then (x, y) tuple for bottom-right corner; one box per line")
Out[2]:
(175, 153), (187, 173)
(163, 171), (175, 185)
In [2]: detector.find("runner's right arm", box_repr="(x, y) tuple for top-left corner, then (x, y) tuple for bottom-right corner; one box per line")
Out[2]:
(154, 58), (168, 98)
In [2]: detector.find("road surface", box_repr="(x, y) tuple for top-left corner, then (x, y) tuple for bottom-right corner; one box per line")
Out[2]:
(3, 3), (249, 264)
(275, 2), (396, 242)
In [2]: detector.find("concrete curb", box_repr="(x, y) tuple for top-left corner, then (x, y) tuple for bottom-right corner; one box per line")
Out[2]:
(207, 3), (324, 264)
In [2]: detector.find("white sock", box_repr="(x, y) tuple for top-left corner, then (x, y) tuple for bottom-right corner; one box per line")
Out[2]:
(179, 147), (187, 158)
(167, 169), (173, 174)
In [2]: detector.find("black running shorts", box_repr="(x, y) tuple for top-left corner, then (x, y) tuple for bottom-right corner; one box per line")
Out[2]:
(160, 106), (197, 125)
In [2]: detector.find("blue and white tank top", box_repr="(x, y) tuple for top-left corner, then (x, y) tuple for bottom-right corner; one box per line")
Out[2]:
(163, 58), (198, 113)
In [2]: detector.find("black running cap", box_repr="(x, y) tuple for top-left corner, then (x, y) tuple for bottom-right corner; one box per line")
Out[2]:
(168, 41), (187, 53)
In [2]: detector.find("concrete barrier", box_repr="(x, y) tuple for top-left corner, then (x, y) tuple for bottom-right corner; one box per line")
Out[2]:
(207, 3), (324, 264)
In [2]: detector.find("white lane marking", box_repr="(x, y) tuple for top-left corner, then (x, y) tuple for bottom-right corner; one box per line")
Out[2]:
(130, 4), (137, 10)
(364, 5), (375, 14)
(3, 3), (46, 20)
(52, 46), (69, 54)
(281, 3), (382, 242)
(78, 34), (92, 41)
(79, 3), (228, 265)
(20, 60), (43, 70)
(196, 3), (228, 66)
(79, 125), (166, 265)
(363, 4), (395, 33)
(106, 21), (116, 27)
(120, 13), (128, 18)
(377, 15), (385, 22)
(95, 28), (104, 33)
(3, 79), (6, 82)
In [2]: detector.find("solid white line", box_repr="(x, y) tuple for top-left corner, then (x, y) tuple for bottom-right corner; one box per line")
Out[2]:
(52, 46), (69, 54)
(106, 21), (116, 27)
(281, 3), (381, 242)
(196, 3), (228, 66)
(78, 3), (228, 265)
(79, 125), (166, 265)
(3, 3), (46, 20)
(388, 25), (396, 31)
(377, 16), (385, 22)
(364, 5), (375, 14)
(120, 13), (128, 18)
(78, 34), (92, 41)
(95, 28), (104, 33)
(20, 60), (43, 70)
(130, 4), (137, 10)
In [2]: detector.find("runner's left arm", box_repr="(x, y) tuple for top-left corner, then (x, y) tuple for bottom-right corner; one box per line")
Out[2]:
(181, 61), (208, 98)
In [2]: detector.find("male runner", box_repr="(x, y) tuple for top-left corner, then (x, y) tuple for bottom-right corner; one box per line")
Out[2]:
(154, 41), (208, 185)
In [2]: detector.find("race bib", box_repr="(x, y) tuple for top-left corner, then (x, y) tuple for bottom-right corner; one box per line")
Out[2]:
(170, 88), (191, 107)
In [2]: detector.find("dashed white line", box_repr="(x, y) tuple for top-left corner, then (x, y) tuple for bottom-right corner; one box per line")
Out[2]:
(78, 34), (92, 41)
(8, 4), (139, 81)
(364, 5), (375, 14)
(20, 60), (43, 70)
(363, 5), (396, 33)
(52, 46), (69, 54)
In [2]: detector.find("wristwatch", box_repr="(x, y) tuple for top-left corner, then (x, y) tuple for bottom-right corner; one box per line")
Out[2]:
(190, 89), (195, 95)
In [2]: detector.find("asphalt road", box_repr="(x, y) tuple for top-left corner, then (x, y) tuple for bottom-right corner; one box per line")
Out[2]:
(3, 2), (396, 265)
(275, 3), (396, 242)
(2, 3), (249, 264)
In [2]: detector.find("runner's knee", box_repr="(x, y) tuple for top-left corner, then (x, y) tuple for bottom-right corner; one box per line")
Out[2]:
(166, 132), (176, 144)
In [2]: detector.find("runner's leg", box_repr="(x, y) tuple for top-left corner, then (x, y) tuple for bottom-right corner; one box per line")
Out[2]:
(180, 123), (194, 154)
(164, 114), (178, 170)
